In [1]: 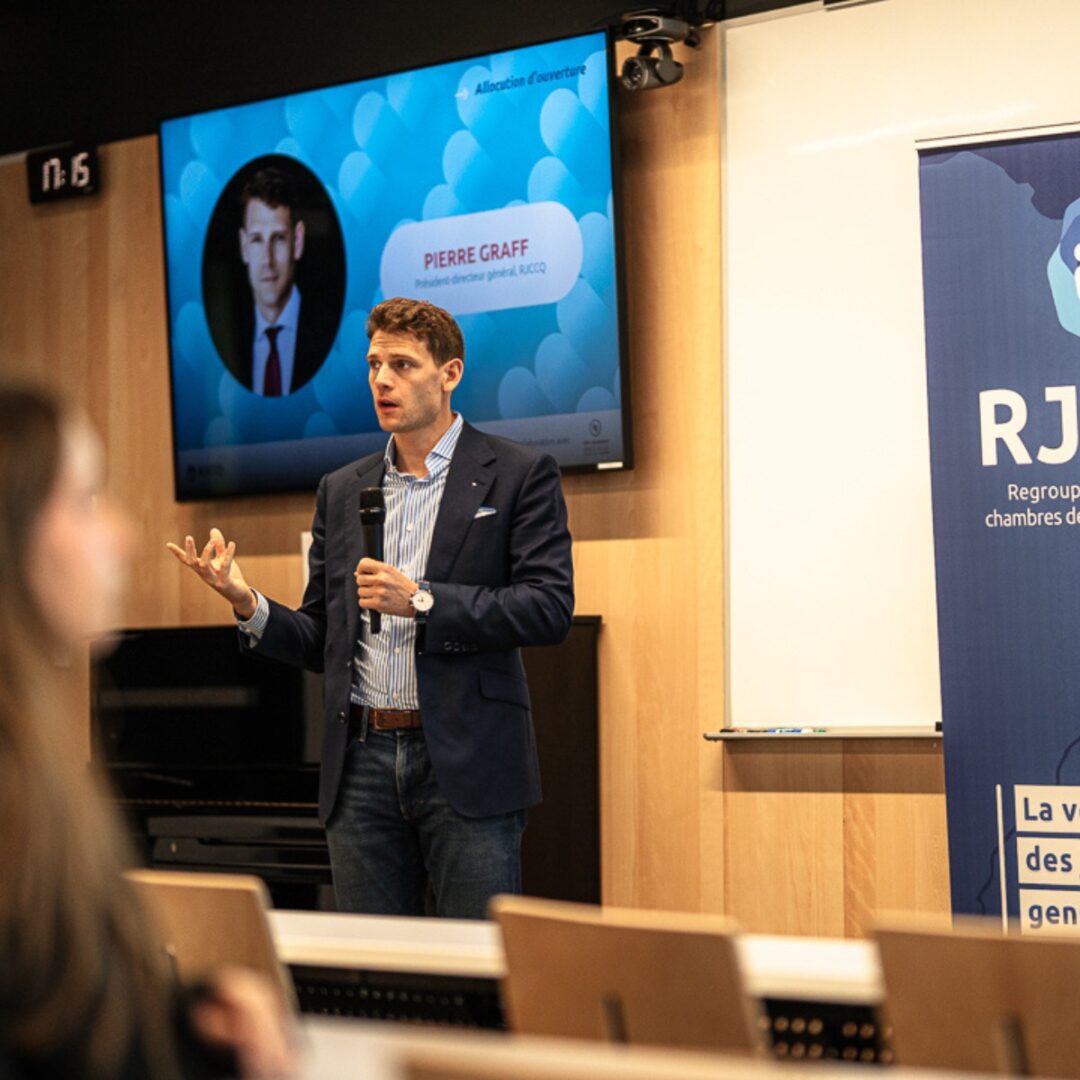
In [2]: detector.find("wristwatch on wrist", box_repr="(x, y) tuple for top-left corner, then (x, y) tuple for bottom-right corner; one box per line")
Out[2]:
(410, 580), (434, 621)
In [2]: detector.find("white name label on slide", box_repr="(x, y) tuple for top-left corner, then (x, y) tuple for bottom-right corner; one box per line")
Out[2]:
(380, 202), (583, 316)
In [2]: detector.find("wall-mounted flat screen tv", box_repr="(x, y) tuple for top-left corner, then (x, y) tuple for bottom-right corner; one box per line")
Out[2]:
(159, 30), (630, 500)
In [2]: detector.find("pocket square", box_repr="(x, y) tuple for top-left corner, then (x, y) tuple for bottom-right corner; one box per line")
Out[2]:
(474, 506), (497, 519)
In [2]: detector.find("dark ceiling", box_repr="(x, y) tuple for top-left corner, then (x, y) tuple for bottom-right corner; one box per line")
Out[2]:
(0, 0), (800, 158)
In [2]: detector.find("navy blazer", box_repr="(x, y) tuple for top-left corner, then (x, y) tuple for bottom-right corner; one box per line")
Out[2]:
(246, 421), (574, 823)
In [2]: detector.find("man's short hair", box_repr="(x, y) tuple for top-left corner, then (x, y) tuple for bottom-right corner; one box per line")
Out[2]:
(366, 297), (465, 366)
(240, 167), (298, 220)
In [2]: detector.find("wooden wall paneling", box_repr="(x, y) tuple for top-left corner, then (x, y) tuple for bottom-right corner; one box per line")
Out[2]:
(721, 740), (950, 936)
(698, 778), (728, 917)
(841, 740), (950, 937)
(564, 33), (723, 912)
(683, 35), (729, 921)
(722, 744), (846, 936)
(574, 537), (703, 908)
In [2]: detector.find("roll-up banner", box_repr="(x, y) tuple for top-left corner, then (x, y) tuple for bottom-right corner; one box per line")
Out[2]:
(921, 132), (1080, 930)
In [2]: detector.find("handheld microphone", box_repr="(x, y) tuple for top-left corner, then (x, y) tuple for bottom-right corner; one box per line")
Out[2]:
(358, 486), (386, 634)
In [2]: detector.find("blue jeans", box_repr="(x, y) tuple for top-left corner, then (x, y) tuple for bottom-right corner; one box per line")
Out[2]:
(325, 726), (526, 919)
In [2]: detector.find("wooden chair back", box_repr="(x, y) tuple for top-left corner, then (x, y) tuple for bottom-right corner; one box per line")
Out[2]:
(125, 868), (295, 1010)
(877, 916), (1080, 1077)
(491, 895), (763, 1055)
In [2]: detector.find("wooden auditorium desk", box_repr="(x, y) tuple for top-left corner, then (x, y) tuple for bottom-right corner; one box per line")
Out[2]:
(738, 934), (881, 1005)
(271, 910), (506, 1027)
(298, 1020), (980, 1080)
(270, 911), (886, 1061)
(271, 909), (501, 979)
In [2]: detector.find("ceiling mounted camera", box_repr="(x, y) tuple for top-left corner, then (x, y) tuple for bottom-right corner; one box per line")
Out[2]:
(620, 41), (685, 91)
(614, 6), (711, 91)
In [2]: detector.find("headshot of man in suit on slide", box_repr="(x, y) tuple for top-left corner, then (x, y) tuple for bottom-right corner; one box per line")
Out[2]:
(239, 168), (306, 395)
(202, 155), (345, 397)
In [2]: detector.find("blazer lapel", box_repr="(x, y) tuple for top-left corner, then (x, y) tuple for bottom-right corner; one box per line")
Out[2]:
(346, 454), (386, 648)
(425, 423), (496, 583)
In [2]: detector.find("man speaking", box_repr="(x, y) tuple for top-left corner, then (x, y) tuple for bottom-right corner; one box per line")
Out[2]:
(168, 297), (574, 918)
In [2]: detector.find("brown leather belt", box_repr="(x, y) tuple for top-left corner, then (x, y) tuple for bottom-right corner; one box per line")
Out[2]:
(353, 703), (422, 731)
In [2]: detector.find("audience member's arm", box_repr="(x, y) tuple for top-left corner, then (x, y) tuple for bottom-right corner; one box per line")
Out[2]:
(188, 967), (297, 1080)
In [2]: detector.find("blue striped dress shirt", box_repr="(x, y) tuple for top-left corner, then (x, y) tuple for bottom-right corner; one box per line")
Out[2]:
(238, 413), (464, 711)
(351, 412), (463, 708)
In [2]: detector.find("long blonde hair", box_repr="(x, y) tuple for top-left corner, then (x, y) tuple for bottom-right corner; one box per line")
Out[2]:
(0, 388), (180, 1076)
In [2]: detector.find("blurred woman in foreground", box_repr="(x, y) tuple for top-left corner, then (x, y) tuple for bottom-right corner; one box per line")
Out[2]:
(0, 386), (295, 1078)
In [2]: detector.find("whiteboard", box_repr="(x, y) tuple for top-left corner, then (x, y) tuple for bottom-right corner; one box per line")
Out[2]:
(723, 0), (1080, 730)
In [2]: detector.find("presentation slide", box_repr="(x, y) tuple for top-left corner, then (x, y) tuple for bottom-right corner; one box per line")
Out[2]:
(159, 31), (625, 499)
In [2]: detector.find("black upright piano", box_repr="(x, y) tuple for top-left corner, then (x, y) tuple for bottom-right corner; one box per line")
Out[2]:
(93, 618), (600, 911)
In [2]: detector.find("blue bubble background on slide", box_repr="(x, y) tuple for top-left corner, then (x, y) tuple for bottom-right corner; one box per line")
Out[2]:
(159, 34), (619, 452)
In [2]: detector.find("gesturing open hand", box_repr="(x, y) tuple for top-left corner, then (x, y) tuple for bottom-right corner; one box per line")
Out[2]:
(166, 527), (256, 618)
